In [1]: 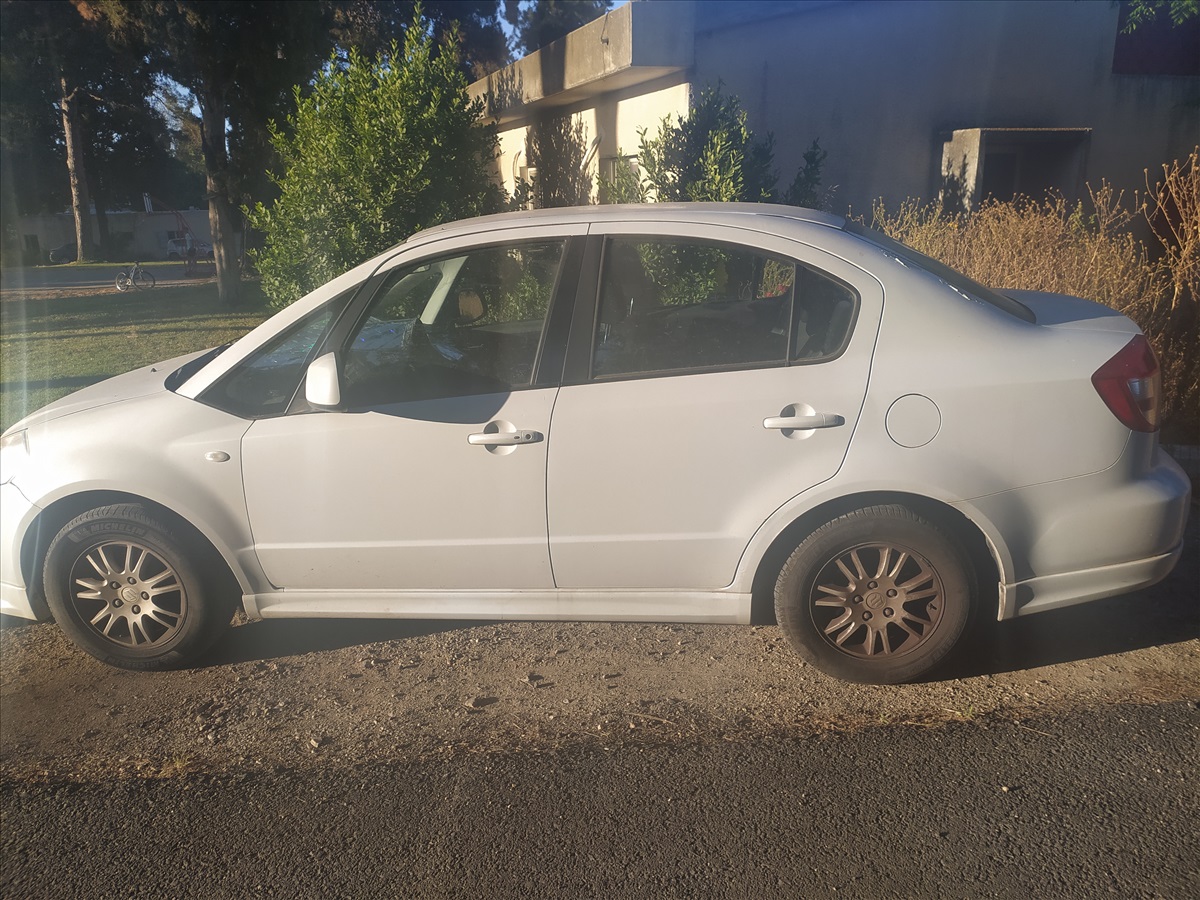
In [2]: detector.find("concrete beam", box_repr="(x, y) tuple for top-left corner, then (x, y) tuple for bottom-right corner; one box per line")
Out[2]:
(470, 1), (694, 126)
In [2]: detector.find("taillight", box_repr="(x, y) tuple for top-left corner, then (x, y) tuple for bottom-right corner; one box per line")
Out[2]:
(1091, 335), (1160, 432)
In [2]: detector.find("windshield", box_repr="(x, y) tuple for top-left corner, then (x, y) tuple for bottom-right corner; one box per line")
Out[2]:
(845, 221), (1036, 323)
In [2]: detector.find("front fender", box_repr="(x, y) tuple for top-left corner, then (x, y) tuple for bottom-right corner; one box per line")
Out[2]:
(14, 391), (267, 596)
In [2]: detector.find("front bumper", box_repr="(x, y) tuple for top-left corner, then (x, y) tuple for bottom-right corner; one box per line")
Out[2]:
(0, 481), (38, 620)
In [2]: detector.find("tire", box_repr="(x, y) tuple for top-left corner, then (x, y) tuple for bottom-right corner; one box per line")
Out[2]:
(43, 504), (234, 670)
(133, 270), (155, 290)
(774, 505), (972, 684)
(115, 273), (131, 292)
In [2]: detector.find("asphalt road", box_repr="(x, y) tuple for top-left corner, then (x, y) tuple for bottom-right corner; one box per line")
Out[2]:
(3, 700), (1196, 899)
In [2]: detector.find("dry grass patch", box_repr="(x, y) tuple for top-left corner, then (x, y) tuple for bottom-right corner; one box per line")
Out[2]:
(868, 149), (1199, 442)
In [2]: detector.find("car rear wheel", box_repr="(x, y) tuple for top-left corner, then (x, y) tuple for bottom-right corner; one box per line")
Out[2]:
(774, 505), (972, 684)
(43, 504), (234, 670)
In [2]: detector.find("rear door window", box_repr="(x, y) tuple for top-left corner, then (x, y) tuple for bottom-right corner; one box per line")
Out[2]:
(591, 236), (856, 379)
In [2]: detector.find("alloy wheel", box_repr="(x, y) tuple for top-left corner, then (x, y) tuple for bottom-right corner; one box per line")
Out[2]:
(68, 540), (188, 648)
(809, 542), (945, 659)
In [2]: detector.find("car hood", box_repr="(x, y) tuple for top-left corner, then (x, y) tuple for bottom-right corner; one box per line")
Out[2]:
(1003, 290), (1140, 333)
(4, 349), (209, 434)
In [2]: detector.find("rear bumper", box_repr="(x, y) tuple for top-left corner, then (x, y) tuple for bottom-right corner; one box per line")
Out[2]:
(1003, 540), (1184, 617)
(965, 442), (1191, 620)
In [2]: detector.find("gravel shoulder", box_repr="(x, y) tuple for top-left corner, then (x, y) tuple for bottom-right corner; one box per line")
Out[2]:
(2, 516), (1196, 784)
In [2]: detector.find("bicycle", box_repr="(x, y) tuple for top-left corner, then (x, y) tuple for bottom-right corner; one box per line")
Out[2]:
(115, 261), (155, 292)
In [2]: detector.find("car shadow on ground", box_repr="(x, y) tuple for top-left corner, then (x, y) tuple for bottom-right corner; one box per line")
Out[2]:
(204, 618), (497, 667)
(936, 523), (1199, 681)
(204, 570), (1198, 679)
(939, 585), (1199, 681)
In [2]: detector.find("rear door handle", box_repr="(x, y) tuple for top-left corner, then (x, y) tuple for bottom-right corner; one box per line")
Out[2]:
(467, 430), (543, 446)
(763, 413), (845, 430)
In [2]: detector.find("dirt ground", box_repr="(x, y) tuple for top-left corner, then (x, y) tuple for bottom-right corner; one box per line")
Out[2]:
(2, 510), (1196, 785)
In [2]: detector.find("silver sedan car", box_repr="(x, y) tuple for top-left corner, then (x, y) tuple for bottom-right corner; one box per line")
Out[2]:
(0, 205), (1190, 683)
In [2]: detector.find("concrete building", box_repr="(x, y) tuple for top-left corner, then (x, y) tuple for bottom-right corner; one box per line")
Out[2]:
(469, 0), (1200, 213)
(16, 206), (215, 264)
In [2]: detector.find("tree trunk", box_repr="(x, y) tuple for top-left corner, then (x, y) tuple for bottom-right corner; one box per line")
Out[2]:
(199, 86), (240, 304)
(92, 183), (112, 261)
(58, 73), (93, 263)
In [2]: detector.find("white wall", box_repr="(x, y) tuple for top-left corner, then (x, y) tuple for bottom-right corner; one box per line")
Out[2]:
(693, 0), (1198, 213)
(18, 209), (215, 262)
(492, 77), (692, 202)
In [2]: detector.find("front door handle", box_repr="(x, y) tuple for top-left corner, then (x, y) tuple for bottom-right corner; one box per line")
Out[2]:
(763, 413), (845, 430)
(467, 430), (543, 446)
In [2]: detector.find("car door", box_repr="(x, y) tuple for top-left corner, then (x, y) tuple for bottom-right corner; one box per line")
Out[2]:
(546, 223), (882, 590)
(239, 229), (582, 593)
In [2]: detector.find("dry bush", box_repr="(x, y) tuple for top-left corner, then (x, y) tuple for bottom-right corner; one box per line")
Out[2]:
(870, 186), (1158, 311)
(1143, 148), (1199, 324)
(869, 156), (1199, 442)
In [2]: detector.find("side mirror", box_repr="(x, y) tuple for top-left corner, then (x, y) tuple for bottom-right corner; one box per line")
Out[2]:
(305, 352), (341, 408)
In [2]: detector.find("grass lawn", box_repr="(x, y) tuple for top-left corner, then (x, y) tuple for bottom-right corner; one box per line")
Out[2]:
(1, 282), (273, 431)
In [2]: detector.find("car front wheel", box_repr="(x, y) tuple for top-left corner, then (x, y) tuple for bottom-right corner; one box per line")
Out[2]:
(43, 504), (234, 670)
(774, 505), (972, 684)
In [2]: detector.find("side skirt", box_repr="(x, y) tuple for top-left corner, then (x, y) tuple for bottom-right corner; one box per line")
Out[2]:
(243, 589), (751, 625)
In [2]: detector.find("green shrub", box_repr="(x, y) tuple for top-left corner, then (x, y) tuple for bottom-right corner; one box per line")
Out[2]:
(637, 84), (774, 203)
(247, 12), (505, 310)
(599, 154), (647, 204)
(782, 140), (829, 209)
(523, 114), (593, 208)
(599, 83), (825, 209)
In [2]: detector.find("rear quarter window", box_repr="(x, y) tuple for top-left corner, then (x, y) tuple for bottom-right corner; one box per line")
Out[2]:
(845, 221), (1035, 322)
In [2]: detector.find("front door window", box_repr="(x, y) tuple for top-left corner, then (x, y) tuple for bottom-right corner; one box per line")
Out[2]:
(341, 241), (566, 407)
